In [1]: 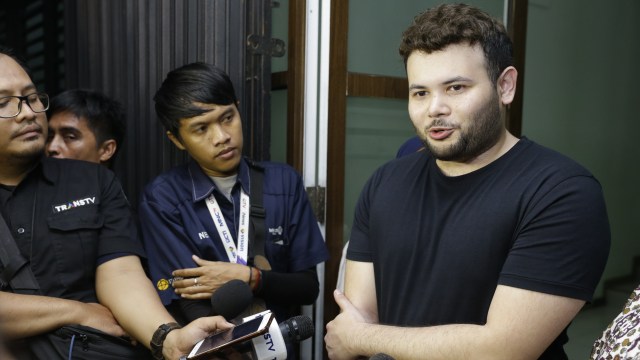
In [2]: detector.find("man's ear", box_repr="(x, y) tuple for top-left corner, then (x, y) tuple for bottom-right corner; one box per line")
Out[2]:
(98, 139), (117, 163)
(166, 131), (185, 150)
(497, 66), (518, 105)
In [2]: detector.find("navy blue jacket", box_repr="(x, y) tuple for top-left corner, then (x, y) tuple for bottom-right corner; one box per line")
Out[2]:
(138, 158), (329, 308)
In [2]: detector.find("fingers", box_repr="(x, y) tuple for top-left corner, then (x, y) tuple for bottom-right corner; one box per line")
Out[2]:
(174, 277), (214, 299)
(193, 315), (234, 333)
(164, 317), (234, 359)
(178, 292), (212, 300)
(172, 268), (200, 278)
(172, 257), (218, 278)
(104, 324), (128, 338)
(333, 289), (353, 311)
(175, 282), (212, 295)
(192, 254), (212, 266)
(171, 277), (197, 289)
(325, 320), (344, 360)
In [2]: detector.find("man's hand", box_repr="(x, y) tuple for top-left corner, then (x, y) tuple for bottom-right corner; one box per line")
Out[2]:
(325, 289), (371, 360)
(162, 316), (234, 360)
(172, 256), (250, 300)
(77, 302), (130, 339)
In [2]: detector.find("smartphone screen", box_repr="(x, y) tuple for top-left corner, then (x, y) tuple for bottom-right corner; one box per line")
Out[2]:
(187, 312), (273, 359)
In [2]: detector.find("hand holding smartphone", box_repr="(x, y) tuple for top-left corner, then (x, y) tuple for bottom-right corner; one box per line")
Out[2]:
(186, 311), (274, 360)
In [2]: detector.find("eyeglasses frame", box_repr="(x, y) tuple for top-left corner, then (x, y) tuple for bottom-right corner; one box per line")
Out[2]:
(0, 92), (50, 119)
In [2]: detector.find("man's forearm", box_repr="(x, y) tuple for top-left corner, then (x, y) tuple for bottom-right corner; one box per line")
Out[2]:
(96, 256), (176, 348)
(330, 285), (583, 360)
(0, 291), (85, 339)
(344, 321), (508, 360)
(95, 256), (230, 360)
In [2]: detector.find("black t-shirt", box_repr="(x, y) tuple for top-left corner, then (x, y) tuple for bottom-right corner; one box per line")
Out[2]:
(0, 157), (145, 302)
(347, 138), (611, 358)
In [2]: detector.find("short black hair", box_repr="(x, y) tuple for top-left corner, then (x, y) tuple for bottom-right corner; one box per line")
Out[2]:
(153, 62), (238, 137)
(399, 3), (513, 85)
(48, 89), (126, 163)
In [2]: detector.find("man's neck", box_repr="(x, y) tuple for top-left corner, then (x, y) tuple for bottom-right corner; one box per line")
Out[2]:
(436, 132), (519, 177)
(210, 174), (238, 201)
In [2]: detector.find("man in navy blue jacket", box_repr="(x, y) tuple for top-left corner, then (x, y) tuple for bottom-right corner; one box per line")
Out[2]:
(139, 62), (329, 344)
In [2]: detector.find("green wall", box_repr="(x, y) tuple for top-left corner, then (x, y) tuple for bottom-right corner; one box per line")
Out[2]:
(522, 0), (640, 296)
(347, 0), (504, 76)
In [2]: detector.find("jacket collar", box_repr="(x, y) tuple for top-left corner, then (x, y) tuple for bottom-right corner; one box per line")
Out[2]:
(36, 156), (57, 185)
(188, 158), (250, 202)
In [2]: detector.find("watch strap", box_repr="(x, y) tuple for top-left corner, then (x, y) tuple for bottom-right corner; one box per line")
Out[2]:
(151, 322), (181, 360)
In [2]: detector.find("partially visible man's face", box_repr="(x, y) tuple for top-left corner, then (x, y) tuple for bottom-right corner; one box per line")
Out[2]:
(0, 54), (47, 162)
(46, 111), (103, 163)
(168, 102), (244, 177)
(407, 43), (504, 163)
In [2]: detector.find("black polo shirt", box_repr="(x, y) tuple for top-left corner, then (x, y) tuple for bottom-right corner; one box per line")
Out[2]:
(0, 157), (145, 303)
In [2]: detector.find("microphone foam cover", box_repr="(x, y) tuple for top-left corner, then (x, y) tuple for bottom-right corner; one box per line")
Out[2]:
(279, 315), (315, 343)
(210, 279), (253, 319)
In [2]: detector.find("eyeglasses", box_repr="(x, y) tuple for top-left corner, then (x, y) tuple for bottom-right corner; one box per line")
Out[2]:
(0, 92), (50, 118)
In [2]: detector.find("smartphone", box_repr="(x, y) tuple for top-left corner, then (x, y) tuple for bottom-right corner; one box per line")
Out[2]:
(186, 311), (274, 359)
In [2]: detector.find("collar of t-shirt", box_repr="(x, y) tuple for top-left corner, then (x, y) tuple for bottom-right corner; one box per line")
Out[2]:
(209, 174), (238, 201)
(188, 159), (250, 202)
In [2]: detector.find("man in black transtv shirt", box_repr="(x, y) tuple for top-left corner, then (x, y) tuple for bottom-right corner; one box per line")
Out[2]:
(325, 3), (611, 360)
(0, 46), (232, 360)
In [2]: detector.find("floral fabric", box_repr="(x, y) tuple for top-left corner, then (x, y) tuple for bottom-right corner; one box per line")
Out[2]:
(592, 286), (640, 359)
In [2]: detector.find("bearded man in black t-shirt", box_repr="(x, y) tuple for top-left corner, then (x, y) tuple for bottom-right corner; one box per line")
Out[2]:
(325, 4), (611, 360)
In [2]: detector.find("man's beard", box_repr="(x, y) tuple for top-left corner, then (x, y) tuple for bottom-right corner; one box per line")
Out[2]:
(9, 136), (46, 165)
(8, 121), (46, 163)
(421, 91), (503, 163)
(10, 143), (45, 167)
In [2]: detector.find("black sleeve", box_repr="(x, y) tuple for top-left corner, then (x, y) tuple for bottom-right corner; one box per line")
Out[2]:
(173, 299), (211, 324)
(170, 267), (319, 322)
(255, 267), (319, 306)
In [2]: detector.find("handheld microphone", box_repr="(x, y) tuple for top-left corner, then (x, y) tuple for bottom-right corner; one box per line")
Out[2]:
(237, 311), (315, 360)
(277, 315), (314, 343)
(210, 279), (253, 320)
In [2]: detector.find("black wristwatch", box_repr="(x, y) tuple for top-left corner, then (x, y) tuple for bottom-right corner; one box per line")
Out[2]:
(150, 322), (182, 360)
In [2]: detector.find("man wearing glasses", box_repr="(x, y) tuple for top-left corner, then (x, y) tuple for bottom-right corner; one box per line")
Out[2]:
(0, 47), (233, 359)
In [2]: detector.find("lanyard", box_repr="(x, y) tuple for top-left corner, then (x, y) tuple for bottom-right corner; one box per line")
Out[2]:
(205, 189), (250, 265)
